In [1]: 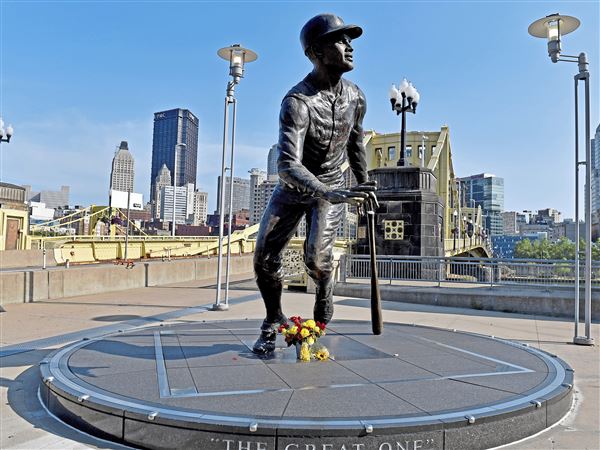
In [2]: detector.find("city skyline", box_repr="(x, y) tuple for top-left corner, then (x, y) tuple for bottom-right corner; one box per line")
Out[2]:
(1, 1), (598, 217)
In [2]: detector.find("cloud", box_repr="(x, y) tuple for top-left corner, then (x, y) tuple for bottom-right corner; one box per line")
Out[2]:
(1, 109), (152, 206)
(0, 109), (271, 212)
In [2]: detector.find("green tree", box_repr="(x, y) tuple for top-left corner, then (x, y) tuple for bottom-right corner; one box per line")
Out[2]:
(514, 239), (534, 258)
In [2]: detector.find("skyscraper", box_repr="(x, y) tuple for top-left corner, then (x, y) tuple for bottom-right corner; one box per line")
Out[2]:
(216, 176), (251, 215)
(458, 173), (504, 236)
(109, 141), (135, 192)
(160, 183), (195, 224)
(193, 190), (208, 225)
(150, 108), (199, 204)
(153, 164), (171, 219)
(591, 124), (600, 215)
(267, 144), (278, 178)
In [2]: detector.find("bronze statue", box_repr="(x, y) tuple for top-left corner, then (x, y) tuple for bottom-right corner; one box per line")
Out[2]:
(253, 13), (376, 354)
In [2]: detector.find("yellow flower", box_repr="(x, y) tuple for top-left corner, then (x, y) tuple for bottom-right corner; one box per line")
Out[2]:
(303, 319), (316, 329)
(314, 346), (330, 361)
(314, 326), (320, 332)
(300, 328), (310, 338)
(307, 337), (315, 345)
(299, 343), (311, 361)
(288, 326), (298, 335)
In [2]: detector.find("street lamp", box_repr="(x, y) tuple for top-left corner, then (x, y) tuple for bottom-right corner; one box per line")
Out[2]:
(453, 210), (458, 251)
(529, 13), (594, 346)
(419, 134), (429, 167)
(214, 44), (258, 312)
(389, 79), (420, 167)
(0, 118), (14, 143)
(172, 143), (186, 237)
(468, 219), (474, 246)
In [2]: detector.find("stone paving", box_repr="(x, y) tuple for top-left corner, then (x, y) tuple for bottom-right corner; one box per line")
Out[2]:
(0, 275), (598, 449)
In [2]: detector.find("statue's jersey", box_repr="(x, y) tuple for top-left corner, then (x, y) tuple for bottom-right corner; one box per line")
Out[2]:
(277, 75), (368, 196)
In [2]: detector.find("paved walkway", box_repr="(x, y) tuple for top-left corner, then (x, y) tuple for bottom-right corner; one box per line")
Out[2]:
(0, 275), (598, 449)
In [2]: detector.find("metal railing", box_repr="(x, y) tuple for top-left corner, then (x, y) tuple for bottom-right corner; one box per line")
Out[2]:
(342, 254), (600, 289)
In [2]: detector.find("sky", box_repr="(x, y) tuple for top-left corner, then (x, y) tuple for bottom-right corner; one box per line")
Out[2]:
(1, 0), (598, 218)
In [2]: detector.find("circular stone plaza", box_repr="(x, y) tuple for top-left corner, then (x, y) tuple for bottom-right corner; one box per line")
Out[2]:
(39, 317), (574, 450)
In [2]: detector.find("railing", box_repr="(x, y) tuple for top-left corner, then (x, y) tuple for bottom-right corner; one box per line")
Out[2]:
(342, 254), (600, 289)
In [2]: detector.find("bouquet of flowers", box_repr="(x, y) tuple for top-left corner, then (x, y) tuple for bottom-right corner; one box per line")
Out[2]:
(278, 316), (330, 362)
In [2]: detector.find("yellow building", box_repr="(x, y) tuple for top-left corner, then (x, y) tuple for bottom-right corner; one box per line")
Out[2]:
(363, 127), (489, 257)
(0, 182), (29, 250)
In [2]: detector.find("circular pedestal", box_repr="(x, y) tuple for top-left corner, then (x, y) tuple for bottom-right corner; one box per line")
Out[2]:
(40, 320), (573, 450)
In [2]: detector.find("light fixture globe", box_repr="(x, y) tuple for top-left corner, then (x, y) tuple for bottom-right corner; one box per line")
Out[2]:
(528, 13), (580, 62)
(528, 13), (580, 38)
(217, 44), (258, 79)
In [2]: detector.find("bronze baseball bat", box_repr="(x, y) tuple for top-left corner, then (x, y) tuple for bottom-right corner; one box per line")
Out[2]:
(366, 205), (383, 335)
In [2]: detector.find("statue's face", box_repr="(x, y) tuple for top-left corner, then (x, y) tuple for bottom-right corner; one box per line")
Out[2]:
(317, 33), (354, 73)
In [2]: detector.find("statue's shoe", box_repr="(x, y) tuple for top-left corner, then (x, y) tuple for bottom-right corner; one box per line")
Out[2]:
(252, 316), (288, 355)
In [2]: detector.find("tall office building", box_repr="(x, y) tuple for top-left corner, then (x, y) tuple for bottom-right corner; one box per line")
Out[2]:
(109, 141), (135, 192)
(591, 124), (600, 214)
(216, 176), (251, 215)
(160, 183), (195, 224)
(249, 168), (267, 225)
(267, 144), (278, 177)
(150, 108), (199, 204)
(193, 190), (208, 225)
(250, 178), (278, 226)
(153, 164), (172, 219)
(458, 173), (504, 236)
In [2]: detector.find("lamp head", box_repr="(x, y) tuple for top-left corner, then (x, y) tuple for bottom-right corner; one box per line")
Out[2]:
(389, 84), (399, 110)
(218, 44), (258, 80)
(528, 13), (580, 63)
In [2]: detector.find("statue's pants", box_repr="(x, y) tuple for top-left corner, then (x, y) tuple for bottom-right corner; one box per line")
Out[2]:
(254, 184), (344, 324)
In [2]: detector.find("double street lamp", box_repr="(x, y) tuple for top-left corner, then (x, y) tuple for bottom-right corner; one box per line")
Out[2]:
(389, 79), (420, 167)
(528, 13), (594, 346)
(0, 118), (14, 143)
(213, 44), (258, 311)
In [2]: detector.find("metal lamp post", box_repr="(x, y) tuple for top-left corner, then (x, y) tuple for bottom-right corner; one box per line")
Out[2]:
(529, 13), (594, 346)
(0, 118), (14, 143)
(389, 79), (420, 166)
(213, 44), (258, 311)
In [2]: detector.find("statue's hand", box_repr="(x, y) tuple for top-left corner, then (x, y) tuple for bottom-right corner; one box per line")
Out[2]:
(350, 180), (378, 193)
(323, 189), (368, 206)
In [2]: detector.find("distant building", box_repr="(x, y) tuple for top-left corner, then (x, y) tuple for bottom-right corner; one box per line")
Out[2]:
(249, 168), (268, 225)
(536, 208), (562, 224)
(150, 108), (199, 205)
(160, 183), (195, 224)
(193, 190), (208, 226)
(591, 123), (600, 211)
(152, 164), (172, 219)
(457, 173), (504, 236)
(591, 123), (600, 239)
(109, 141), (135, 192)
(502, 211), (519, 235)
(267, 144), (278, 177)
(29, 201), (55, 223)
(0, 182), (27, 211)
(557, 219), (585, 242)
(492, 235), (530, 258)
(23, 185), (70, 209)
(216, 176), (251, 215)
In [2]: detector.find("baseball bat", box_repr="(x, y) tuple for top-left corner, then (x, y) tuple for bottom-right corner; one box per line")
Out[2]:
(366, 208), (383, 335)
